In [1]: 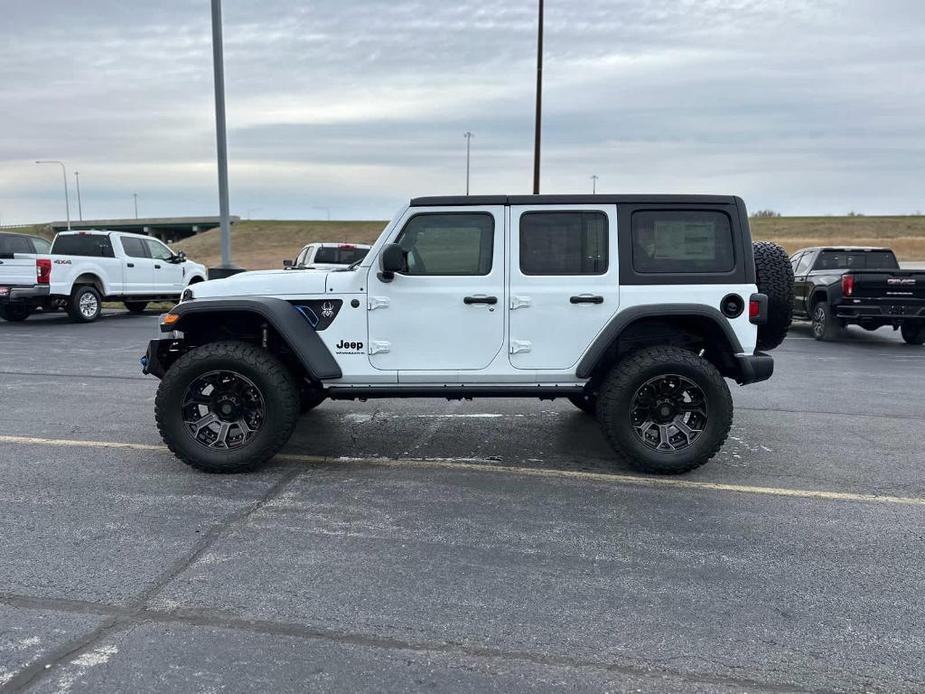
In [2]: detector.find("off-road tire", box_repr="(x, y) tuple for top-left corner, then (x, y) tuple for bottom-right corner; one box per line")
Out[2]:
(0, 304), (33, 322)
(568, 393), (597, 416)
(597, 346), (733, 475)
(124, 301), (148, 314)
(811, 301), (842, 341)
(300, 386), (327, 413)
(901, 323), (925, 345)
(67, 285), (102, 323)
(753, 241), (793, 351)
(155, 341), (300, 473)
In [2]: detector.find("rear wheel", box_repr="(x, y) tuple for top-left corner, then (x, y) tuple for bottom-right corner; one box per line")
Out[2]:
(901, 323), (925, 345)
(0, 304), (33, 322)
(155, 341), (300, 473)
(124, 301), (148, 314)
(752, 241), (793, 350)
(67, 285), (102, 323)
(811, 301), (842, 341)
(597, 346), (732, 475)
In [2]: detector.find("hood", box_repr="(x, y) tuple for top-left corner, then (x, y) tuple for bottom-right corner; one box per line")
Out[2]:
(190, 268), (329, 298)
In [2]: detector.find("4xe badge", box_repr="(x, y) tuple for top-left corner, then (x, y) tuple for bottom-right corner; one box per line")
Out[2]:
(335, 339), (364, 354)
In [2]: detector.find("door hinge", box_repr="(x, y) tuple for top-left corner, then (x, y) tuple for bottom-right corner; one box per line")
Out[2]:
(368, 340), (391, 355)
(510, 295), (531, 310)
(510, 340), (532, 354)
(368, 296), (390, 311)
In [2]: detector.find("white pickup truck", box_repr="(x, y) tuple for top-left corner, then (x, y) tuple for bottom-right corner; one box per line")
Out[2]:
(0, 230), (206, 323)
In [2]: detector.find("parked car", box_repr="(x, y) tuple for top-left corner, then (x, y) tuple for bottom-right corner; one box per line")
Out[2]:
(0, 229), (207, 323)
(284, 243), (371, 270)
(790, 246), (925, 343)
(0, 232), (54, 321)
(144, 194), (793, 476)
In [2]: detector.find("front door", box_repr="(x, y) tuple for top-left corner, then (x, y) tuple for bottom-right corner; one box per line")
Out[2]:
(145, 238), (184, 292)
(508, 205), (619, 370)
(366, 207), (505, 372)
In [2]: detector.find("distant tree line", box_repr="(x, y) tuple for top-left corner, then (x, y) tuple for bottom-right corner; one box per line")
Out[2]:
(751, 209), (781, 218)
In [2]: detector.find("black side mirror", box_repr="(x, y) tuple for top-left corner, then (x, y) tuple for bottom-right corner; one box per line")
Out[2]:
(283, 259), (294, 269)
(378, 243), (405, 282)
(174, 250), (187, 263)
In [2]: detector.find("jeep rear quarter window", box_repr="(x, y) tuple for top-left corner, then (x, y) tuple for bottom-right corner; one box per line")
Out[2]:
(51, 234), (115, 258)
(397, 213), (494, 275)
(814, 250), (899, 270)
(520, 211), (608, 275)
(631, 210), (734, 274)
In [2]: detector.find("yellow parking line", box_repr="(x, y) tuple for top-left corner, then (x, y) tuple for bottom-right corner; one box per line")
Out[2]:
(2, 433), (924, 507)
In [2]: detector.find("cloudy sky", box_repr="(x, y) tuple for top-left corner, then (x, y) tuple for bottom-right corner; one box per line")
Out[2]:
(1, 0), (923, 223)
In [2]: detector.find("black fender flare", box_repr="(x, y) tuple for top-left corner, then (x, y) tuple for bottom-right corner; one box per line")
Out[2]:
(165, 297), (342, 380)
(575, 304), (745, 379)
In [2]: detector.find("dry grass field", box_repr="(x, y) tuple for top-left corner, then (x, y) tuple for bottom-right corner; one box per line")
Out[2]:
(12, 215), (925, 269)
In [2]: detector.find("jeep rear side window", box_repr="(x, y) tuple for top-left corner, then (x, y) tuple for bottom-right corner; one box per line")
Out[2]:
(519, 212), (608, 275)
(51, 235), (115, 258)
(631, 210), (734, 274)
(396, 213), (494, 276)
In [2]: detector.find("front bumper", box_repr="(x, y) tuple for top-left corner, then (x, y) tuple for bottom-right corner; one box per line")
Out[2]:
(141, 338), (184, 379)
(735, 352), (774, 385)
(0, 284), (49, 304)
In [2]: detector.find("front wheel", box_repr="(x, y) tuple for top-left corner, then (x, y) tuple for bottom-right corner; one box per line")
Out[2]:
(155, 341), (300, 473)
(68, 286), (102, 323)
(901, 323), (925, 345)
(0, 304), (33, 322)
(597, 346), (733, 475)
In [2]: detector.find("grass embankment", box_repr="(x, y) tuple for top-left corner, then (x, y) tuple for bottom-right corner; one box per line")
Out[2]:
(749, 216), (925, 259)
(173, 220), (386, 270)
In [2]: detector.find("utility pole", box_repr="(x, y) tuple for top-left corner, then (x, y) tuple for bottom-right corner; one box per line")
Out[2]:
(591, 175), (598, 194)
(35, 160), (70, 230)
(210, 0), (235, 271)
(133, 193), (139, 219)
(74, 171), (83, 220)
(532, 0), (544, 195)
(464, 131), (473, 195)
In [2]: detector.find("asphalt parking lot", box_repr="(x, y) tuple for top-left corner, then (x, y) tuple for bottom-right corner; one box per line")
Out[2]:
(1, 310), (923, 693)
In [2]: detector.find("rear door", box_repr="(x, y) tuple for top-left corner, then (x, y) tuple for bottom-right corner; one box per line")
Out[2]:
(792, 251), (815, 314)
(508, 205), (618, 369)
(117, 236), (155, 294)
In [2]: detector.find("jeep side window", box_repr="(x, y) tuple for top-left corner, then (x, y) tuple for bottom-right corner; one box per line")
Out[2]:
(519, 211), (608, 275)
(631, 210), (734, 274)
(794, 253), (814, 275)
(395, 213), (494, 276)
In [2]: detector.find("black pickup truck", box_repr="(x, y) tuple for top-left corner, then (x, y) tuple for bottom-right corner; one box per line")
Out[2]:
(790, 246), (925, 343)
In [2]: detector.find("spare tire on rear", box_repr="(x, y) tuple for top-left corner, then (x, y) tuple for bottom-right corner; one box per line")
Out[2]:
(753, 241), (793, 351)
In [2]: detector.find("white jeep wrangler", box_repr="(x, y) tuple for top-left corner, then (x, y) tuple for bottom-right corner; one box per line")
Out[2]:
(142, 195), (793, 475)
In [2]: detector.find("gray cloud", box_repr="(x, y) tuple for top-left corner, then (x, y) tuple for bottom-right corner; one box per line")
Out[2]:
(1, 0), (924, 223)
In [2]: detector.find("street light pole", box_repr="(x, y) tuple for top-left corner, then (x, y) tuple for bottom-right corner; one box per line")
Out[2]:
(210, 0), (234, 270)
(133, 193), (139, 219)
(464, 131), (473, 195)
(532, 0), (544, 195)
(74, 171), (83, 220)
(591, 175), (598, 194)
(35, 160), (70, 230)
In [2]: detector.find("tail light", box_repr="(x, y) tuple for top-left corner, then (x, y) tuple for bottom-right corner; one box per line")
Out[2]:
(841, 274), (854, 297)
(36, 258), (52, 284)
(749, 299), (760, 319)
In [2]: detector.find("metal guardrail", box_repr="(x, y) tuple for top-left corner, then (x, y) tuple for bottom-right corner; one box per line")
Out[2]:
(0, 224), (44, 230)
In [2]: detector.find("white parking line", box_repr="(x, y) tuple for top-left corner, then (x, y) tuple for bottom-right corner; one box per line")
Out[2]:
(1, 433), (924, 507)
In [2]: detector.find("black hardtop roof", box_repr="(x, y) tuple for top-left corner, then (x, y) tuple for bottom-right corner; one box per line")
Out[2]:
(410, 194), (740, 207)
